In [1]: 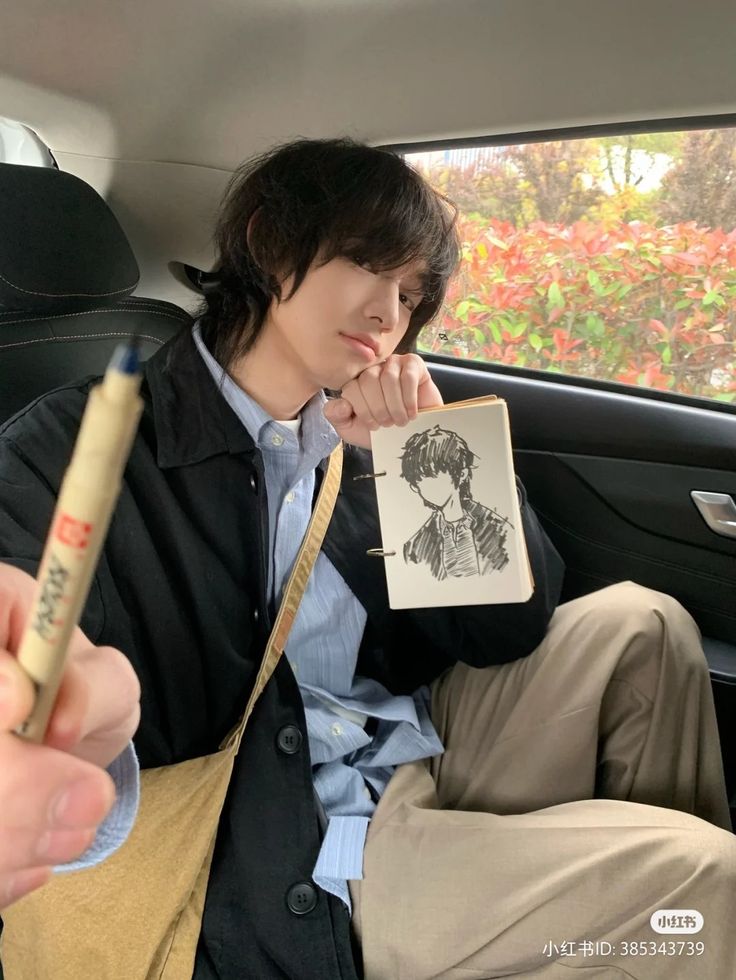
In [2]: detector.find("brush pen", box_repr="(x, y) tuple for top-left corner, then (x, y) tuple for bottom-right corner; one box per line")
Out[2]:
(15, 339), (144, 741)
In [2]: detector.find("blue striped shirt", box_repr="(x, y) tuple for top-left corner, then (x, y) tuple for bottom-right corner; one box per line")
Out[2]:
(193, 324), (444, 911)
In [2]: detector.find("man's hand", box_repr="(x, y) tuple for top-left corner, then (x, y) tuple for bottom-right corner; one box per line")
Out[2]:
(323, 353), (443, 449)
(0, 563), (140, 909)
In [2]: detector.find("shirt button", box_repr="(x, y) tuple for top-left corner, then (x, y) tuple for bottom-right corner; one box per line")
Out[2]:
(271, 433), (284, 447)
(286, 882), (318, 916)
(276, 725), (303, 755)
(330, 722), (343, 737)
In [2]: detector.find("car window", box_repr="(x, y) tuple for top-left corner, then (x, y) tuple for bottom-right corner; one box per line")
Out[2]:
(406, 126), (736, 404)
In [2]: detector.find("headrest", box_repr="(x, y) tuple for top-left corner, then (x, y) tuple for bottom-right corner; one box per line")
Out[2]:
(0, 163), (140, 313)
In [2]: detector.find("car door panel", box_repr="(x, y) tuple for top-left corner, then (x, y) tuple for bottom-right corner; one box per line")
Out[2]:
(514, 452), (736, 643)
(430, 360), (736, 642)
(430, 359), (736, 816)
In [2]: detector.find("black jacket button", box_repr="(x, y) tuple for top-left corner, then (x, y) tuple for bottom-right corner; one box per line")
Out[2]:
(249, 473), (257, 492)
(276, 725), (303, 755)
(252, 607), (259, 625)
(286, 882), (318, 915)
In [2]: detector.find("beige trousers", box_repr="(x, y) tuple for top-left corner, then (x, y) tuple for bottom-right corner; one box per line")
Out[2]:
(349, 583), (736, 979)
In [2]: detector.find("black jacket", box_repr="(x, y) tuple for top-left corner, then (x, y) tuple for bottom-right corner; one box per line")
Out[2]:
(0, 330), (564, 979)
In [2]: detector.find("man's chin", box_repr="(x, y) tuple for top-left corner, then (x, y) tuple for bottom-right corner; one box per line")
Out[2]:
(326, 367), (363, 392)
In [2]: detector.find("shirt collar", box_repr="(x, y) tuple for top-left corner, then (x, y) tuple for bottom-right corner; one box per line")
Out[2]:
(434, 502), (477, 531)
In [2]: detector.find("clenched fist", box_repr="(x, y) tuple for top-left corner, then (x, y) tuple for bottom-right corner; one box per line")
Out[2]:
(323, 353), (443, 449)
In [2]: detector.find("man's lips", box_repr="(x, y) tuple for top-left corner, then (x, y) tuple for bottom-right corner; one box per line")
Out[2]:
(340, 333), (380, 359)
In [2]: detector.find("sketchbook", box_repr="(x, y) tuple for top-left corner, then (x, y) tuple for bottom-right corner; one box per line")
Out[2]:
(368, 395), (533, 609)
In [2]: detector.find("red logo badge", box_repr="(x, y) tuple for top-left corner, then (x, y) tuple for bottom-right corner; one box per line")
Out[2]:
(55, 513), (93, 549)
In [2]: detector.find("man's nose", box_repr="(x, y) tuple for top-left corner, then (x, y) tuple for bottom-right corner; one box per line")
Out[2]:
(366, 278), (401, 331)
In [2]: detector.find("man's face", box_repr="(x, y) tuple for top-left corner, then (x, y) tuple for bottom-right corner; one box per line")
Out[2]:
(413, 471), (458, 509)
(263, 255), (427, 391)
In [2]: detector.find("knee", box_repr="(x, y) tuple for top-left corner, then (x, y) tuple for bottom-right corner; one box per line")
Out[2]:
(579, 582), (706, 670)
(611, 814), (736, 951)
(663, 817), (736, 893)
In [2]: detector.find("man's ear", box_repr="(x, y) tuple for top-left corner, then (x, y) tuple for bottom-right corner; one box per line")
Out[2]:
(248, 208), (293, 303)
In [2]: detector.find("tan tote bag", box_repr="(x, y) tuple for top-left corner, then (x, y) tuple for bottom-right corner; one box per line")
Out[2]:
(1, 442), (343, 980)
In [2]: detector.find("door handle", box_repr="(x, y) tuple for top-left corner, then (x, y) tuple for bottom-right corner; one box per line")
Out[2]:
(691, 491), (736, 540)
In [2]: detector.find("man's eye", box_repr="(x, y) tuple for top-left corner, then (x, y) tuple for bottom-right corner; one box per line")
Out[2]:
(400, 293), (421, 312)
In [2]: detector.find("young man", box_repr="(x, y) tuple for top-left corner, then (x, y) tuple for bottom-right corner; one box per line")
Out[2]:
(0, 138), (733, 979)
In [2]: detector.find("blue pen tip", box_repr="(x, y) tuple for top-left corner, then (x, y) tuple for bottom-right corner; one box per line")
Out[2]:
(109, 337), (142, 376)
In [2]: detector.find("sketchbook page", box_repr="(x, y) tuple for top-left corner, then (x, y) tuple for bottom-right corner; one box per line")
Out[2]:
(370, 399), (532, 610)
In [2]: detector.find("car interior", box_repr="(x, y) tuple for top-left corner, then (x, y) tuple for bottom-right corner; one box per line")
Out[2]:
(0, 0), (734, 958)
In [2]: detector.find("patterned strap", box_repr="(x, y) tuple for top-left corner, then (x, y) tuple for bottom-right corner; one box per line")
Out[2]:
(222, 441), (344, 753)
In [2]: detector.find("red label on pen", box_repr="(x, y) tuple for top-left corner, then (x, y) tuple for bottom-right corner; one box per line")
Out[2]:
(55, 513), (93, 549)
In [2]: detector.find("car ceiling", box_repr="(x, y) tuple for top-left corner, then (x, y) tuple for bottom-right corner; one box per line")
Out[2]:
(1, 0), (736, 307)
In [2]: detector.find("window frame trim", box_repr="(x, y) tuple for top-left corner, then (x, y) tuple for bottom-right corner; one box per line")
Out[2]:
(383, 113), (736, 156)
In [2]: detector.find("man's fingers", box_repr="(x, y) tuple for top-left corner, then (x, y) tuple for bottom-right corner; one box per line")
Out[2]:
(398, 355), (433, 420)
(379, 357), (411, 426)
(0, 734), (115, 829)
(0, 563), (39, 653)
(45, 646), (140, 766)
(324, 354), (443, 450)
(0, 650), (36, 732)
(416, 365), (444, 410)
(346, 370), (384, 429)
(323, 398), (372, 449)
(0, 825), (96, 875)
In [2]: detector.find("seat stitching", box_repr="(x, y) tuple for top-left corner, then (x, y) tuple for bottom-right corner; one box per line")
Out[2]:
(0, 331), (167, 351)
(0, 268), (137, 298)
(3, 306), (191, 326)
(0, 308), (189, 325)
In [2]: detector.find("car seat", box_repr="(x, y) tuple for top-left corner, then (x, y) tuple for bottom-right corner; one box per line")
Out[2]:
(0, 161), (192, 423)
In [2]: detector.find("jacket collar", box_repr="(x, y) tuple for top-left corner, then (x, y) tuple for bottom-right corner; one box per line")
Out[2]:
(144, 326), (256, 469)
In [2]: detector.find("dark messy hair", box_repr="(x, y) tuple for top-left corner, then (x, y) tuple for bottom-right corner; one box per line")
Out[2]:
(399, 425), (478, 500)
(198, 137), (460, 367)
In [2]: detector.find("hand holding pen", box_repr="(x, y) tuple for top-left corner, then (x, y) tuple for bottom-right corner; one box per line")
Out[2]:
(0, 340), (144, 908)
(0, 563), (140, 909)
(15, 339), (144, 742)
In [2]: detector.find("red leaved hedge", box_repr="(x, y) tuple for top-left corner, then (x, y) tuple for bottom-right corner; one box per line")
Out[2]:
(421, 217), (736, 401)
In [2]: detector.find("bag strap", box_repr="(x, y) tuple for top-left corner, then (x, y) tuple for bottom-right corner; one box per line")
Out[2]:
(221, 441), (344, 752)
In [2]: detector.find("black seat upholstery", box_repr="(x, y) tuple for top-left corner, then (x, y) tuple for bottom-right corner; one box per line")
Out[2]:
(0, 162), (192, 423)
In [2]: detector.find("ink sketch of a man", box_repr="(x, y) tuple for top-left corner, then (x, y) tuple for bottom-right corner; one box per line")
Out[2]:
(399, 425), (509, 580)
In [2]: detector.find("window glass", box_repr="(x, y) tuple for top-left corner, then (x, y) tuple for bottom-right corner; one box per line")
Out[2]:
(407, 129), (736, 403)
(0, 118), (55, 167)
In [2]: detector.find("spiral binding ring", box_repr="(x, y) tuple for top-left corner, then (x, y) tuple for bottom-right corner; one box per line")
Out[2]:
(355, 472), (392, 556)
